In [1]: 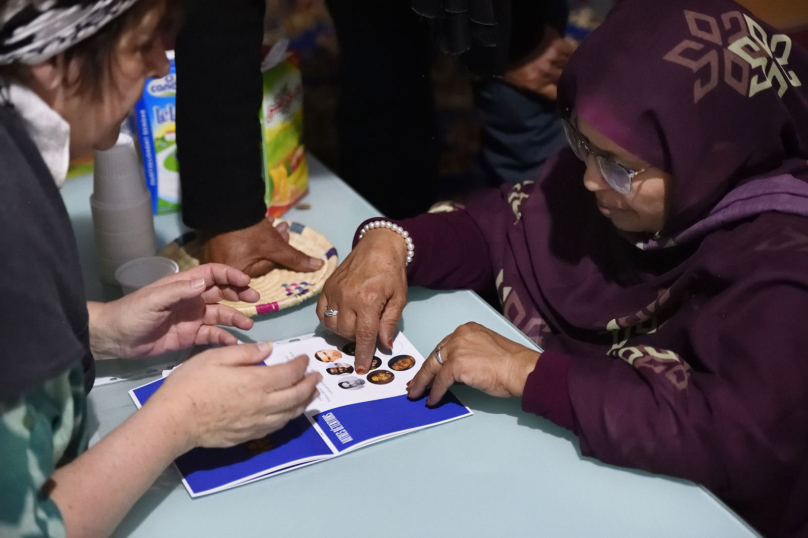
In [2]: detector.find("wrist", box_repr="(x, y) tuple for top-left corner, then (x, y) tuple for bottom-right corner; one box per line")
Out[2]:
(358, 220), (414, 266)
(360, 229), (410, 268)
(140, 397), (196, 457)
(144, 384), (197, 455)
(87, 301), (123, 359)
(510, 351), (541, 397)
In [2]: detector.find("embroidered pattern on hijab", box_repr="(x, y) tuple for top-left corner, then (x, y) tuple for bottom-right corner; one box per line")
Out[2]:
(0, 0), (139, 65)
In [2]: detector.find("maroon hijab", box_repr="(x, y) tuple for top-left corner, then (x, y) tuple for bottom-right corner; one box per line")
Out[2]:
(557, 0), (808, 236)
(455, 0), (808, 533)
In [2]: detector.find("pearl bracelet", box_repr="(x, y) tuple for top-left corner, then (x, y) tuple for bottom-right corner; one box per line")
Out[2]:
(358, 220), (414, 265)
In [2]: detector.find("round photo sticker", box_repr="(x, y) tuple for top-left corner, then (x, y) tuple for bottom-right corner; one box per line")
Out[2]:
(369, 357), (382, 370)
(367, 370), (395, 385)
(342, 342), (356, 355)
(315, 349), (343, 363)
(388, 355), (416, 372)
(337, 376), (365, 390)
(326, 363), (355, 376)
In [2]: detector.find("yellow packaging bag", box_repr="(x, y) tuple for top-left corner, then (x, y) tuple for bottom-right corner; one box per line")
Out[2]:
(260, 42), (308, 217)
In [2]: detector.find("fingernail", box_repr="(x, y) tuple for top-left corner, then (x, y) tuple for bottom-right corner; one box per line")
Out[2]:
(192, 278), (206, 290)
(356, 367), (366, 375)
(387, 337), (394, 348)
(257, 341), (273, 354)
(310, 258), (324, 269)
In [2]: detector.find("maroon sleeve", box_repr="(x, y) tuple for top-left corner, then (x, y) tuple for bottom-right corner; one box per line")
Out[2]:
(353, 210), (496, 294)
(521, 350), (575, 431)
(564, 281), (808, 530)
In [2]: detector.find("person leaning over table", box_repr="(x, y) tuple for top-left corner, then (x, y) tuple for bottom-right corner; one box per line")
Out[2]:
(0, 1), (320, 537)
(173, 0), (325, 278)
(316, 0), (808, 535)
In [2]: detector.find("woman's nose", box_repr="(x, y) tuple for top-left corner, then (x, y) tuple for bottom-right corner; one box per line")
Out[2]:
(582, 156), (610, 193)
(148, 46), (171, 79)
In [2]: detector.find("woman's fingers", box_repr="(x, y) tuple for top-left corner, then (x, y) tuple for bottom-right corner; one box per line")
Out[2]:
(354, 309), (382, 374)
(427, 360), (457, 406)
(336, 309), (358, 341)
(261, 370), (321, 416)
(203, 303), (254, 330)
(377, 292), (406, 350)
(194, 325), (240, 347)
(254, 354), (311, 394)
(201, 283), (259, 304)
(408, 335), (451, 399)
(315, 293), (328, 325)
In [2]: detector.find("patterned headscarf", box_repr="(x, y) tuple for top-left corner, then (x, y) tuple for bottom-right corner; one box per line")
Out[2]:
(557, 0), (808, 236)
(0, 0), (139, 65)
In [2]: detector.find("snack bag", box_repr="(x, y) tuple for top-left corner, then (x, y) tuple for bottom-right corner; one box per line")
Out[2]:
(260, 42), (308, 217)
(131, 51), (180, 214)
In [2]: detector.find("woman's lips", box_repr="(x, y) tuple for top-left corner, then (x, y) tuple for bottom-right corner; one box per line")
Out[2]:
(597, 200), (623, 216)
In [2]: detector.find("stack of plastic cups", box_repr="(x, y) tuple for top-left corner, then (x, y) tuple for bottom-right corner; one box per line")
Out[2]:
(91, 133), (157, 285)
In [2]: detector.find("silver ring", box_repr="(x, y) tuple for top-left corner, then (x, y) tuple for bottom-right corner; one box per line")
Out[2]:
(324, 309), (339, 317)
(434, 345), (445, 365)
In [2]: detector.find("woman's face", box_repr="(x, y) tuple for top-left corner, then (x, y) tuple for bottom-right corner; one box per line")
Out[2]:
(576, 116), (672, 234)
(30, 3), (170, 157)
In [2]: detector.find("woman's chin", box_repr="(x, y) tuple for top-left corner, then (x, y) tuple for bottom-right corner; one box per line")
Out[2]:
(93, 127), (123, 151)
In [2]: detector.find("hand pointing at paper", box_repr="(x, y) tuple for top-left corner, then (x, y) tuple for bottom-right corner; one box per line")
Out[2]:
(316, 229), (409, 373)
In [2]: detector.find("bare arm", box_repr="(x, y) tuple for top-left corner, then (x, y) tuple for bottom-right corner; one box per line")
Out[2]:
(49, 397), (191, 538)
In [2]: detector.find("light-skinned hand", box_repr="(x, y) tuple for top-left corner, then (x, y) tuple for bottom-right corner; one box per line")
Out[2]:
(89, 263), (259, 359)
(147, 342), (321, 451)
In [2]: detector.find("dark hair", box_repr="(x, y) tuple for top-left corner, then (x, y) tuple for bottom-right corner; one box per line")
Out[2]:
(0, 0), (182, 98)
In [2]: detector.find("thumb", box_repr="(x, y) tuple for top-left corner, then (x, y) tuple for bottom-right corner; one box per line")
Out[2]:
(264, 239), (324, 273)
(212, 341), (274, 366)
(145, 278), (207, 310)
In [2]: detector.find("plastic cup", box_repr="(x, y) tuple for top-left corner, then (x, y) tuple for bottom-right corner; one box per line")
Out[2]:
(115, 257), (179, 295)
(93, 133), (150, 205)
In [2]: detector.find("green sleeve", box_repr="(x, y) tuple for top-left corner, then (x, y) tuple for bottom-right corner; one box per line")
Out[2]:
(0, 366), (88, 538)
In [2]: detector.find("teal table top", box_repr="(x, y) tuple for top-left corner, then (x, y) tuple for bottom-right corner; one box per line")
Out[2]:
(62, 156), (758, 538)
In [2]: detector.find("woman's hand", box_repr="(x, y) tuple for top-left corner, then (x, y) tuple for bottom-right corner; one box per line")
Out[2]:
(316, 229), (409, 374)
(148, 342), (321, 450)
(504, 26), (576, 101)
(201, 218), (324, 278)
(89, 263), (260, 359)
(408, 322), (540, 406)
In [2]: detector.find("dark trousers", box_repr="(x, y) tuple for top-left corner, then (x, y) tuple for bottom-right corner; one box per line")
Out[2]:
(326, 0), (439, 219)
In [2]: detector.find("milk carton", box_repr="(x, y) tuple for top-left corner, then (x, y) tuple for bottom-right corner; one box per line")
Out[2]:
(131, 51), (180, 214)
(260, 43), (308, 217)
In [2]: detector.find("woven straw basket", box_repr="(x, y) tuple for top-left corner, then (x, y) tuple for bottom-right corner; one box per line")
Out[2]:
(158, 222), (338, 317)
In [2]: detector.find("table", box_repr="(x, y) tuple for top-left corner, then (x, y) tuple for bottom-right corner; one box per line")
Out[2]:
(62, 156), (760, 538)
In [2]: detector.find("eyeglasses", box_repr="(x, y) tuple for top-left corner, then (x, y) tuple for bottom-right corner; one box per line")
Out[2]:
(562, 119), (646, 195)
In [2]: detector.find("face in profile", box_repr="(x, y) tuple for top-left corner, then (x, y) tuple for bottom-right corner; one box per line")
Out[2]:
(389, 355), (415, 371)
(573, 115), (672, 234)
(326, 363), (355, 376)
(338, 377), (365, 390)
(370, 357), (382, 370)
(315, 349), (343, 363)
(367, 370), (395, 385)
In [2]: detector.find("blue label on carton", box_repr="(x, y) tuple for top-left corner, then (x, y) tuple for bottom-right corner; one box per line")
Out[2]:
(132, 52), (180, 214)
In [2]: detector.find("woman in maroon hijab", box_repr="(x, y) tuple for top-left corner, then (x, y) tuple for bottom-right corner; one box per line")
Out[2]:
(318, 0), (808, 534)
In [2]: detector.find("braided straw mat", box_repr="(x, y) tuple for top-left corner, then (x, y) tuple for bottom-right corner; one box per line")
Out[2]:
(158, 222), (338, 317)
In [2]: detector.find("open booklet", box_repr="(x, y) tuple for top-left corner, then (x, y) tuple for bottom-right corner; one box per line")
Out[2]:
(129, 332), (472, 497)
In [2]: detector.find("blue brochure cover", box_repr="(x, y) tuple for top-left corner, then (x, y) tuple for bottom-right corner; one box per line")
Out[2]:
(129, 332), (472, 497)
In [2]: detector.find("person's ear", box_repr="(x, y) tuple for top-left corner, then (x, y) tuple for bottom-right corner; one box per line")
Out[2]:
(27, 56), (66, 106)
(28, 59), (63, 91)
